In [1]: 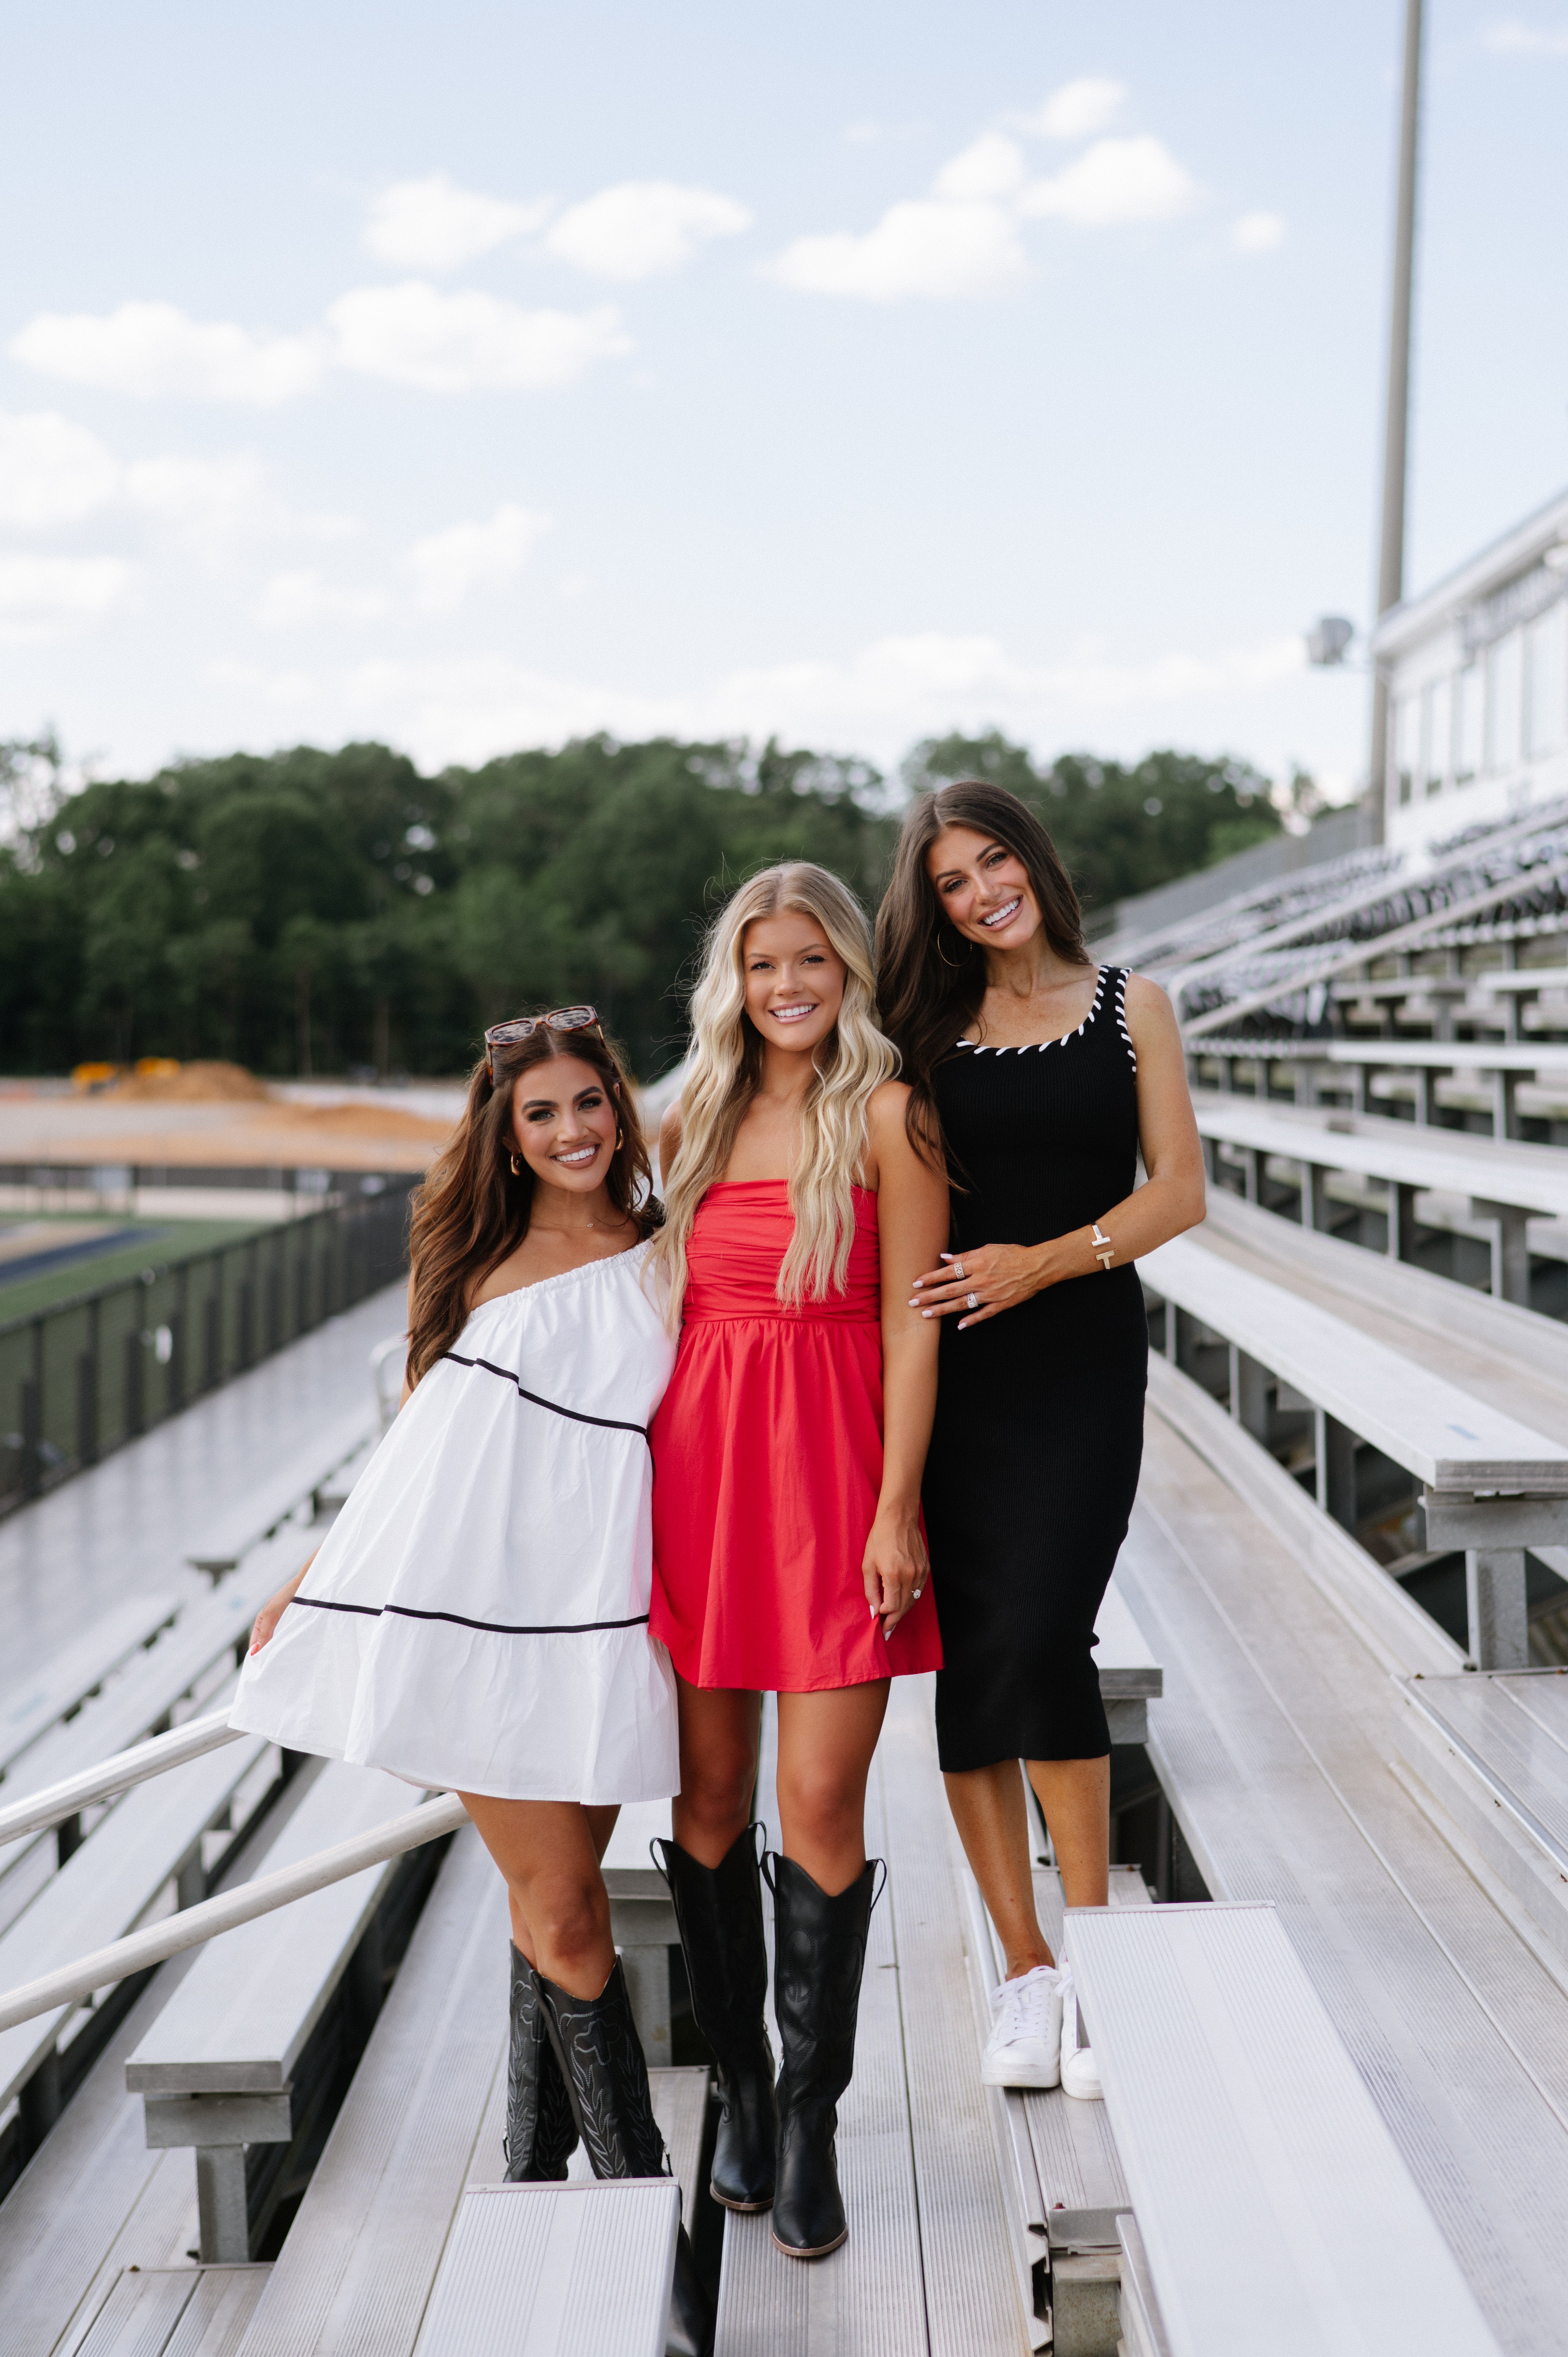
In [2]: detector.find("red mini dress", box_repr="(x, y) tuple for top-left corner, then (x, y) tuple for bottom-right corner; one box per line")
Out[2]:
(649, 1180), (944, 1692)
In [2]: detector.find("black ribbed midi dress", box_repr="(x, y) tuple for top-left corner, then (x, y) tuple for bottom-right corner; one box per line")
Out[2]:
(922, 965), (1148, 1772)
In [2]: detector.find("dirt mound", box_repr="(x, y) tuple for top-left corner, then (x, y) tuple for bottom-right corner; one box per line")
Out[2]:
(267, 1101), (456, 1144)
(110, 1061), (274, 1103)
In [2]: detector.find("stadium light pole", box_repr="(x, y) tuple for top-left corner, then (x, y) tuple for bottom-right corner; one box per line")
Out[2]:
(1368, 0), (1426, 843)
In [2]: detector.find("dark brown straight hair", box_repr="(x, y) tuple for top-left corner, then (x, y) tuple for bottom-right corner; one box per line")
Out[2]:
(405, 1024), (657, 1385)
(875, 780), (1091, 1159)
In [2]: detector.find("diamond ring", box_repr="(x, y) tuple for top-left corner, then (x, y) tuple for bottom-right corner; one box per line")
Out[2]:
(967, 1292), (980, 1311)
(952, 1259), (966, 1281)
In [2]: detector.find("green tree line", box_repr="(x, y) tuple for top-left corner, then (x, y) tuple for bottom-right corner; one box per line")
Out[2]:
(0, 730), (1278, 1080)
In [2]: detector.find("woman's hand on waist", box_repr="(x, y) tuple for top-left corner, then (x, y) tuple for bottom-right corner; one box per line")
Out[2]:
(909, 1238), (1057, 1329)
(909, 1225), (1121, 1327)
(863, 1501), (928, 1639)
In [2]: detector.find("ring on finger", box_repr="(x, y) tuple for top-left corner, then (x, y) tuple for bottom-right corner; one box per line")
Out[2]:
(952, 1258), (966, 1281)
(967, 1291), (980, 1310)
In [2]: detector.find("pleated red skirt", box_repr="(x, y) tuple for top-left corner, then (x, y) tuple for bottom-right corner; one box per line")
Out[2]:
(650, 1181), (943, 1692)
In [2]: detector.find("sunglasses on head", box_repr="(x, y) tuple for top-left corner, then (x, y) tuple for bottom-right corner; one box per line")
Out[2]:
(484, 1005), (601, 1077)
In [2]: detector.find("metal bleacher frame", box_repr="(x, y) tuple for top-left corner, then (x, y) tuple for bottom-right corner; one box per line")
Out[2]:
(14, 971), (1568, 2353)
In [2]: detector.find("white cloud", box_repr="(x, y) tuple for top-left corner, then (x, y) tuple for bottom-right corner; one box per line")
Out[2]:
(402, 503), (551, 613)
(10, 302), (322, 403)
(254, 569), (389, 629)
(546, 182), (752, 281)
(1232, 211), (1286, 254)
(770, 199), (1026, 302)
(0, 410), (120, 527)
(364, 174), (552, 273)
(932, 133), (1029, 202)
(0, 551), (135, 642)
(218, 626), (1304, 773)
(1024, 78), (1128, 140)
(327, 282), (632, 391)
(1483, 19), (1568, 51)
(122, 452), (284, 551)
(1019, 136), (1197, 226)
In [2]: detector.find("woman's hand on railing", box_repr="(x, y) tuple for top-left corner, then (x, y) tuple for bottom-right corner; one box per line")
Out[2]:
(249, 1557), (314, 1654)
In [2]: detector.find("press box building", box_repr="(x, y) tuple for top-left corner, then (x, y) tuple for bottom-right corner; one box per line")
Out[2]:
(1373, 484), (1568, 852)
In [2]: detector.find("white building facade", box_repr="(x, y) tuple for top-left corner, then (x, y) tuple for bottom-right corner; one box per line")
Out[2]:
(1372, 486), (1568, 854)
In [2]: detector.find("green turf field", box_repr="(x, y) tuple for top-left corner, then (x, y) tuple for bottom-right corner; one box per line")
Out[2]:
(0, 1215), (272, 1325)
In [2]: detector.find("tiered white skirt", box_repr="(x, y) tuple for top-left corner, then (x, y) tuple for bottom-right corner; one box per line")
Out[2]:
(230, 1243), (680, 1803)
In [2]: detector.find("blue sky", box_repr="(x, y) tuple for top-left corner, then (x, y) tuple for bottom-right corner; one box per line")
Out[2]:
(2, 1), (1566, 797)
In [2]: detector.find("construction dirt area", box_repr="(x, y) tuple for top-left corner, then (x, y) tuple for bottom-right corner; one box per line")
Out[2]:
(0, 1067), (464, 1175)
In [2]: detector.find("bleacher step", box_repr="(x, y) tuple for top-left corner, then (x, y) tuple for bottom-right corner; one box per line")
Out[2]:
(1063, 1900), (1502, 2357)
(1396, 1670), (1568, 1965)
(75, 2265), (269, 2356)
(412, 2180), (679, 2357)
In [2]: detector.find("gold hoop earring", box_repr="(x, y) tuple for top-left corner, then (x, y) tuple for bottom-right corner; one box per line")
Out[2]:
(509, 1152), (523, 1176)
(937, 931), (966, 968)
(615, 1127), (624, 1150)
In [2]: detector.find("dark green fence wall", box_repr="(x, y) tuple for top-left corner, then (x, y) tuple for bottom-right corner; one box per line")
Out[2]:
(0, 1185), (412, 1514)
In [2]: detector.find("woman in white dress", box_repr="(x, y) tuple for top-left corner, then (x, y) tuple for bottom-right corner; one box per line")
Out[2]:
(233, 1008), (712, 2357)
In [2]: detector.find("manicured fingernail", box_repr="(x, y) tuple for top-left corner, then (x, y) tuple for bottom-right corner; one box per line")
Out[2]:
(921, 1309), (932, 1319)
(940, 1253), (955, 1263)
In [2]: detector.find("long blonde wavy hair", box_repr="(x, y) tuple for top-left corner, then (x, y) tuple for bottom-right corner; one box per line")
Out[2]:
(652, 862), (896, 1324)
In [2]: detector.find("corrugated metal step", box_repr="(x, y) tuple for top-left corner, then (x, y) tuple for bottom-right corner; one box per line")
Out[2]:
(1396, 1668), (1568, 1962)
(1063, 1901), (1502, 2357)
(413, 2180), (678, 2357)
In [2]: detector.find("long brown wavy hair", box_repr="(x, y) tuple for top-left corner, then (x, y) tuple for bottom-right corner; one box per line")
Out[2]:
(875, 780), (1090, 1159)
(406, 1023), (658, 1385)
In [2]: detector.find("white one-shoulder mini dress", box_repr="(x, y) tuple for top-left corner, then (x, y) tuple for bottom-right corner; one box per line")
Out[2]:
(230, 1242), (679, 1803)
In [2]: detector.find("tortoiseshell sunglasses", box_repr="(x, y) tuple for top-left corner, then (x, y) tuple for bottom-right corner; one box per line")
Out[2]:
(483, 1005), (601, 1077)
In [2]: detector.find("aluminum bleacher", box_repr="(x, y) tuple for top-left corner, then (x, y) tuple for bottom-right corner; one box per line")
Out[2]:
(1189, 1087), (1568, 1302)
(13, 1175), (1568, 2350)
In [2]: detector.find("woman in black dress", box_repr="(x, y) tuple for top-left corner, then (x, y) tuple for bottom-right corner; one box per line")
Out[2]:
(876, 780), (1204, 2098)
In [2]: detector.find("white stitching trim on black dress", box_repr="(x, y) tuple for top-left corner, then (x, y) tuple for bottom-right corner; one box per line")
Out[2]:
(1114, 966), (1137, 1073)
(955, 965), (1108, 1055)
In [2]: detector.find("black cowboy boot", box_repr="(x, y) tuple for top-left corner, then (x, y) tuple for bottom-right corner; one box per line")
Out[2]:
(653, 1827), (777, 2212)
(503, 1944), (577, 2181)
(766, 1852), (880, 2261)
(538, 1958), (715, 2357)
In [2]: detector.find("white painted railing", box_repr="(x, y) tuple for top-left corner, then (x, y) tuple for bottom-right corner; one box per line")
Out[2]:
(0, 1707), (245, 1847)
(0, 1712), (467, 2034)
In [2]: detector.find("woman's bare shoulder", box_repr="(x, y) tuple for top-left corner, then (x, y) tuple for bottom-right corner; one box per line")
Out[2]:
(867, 1078), (913, 1132)
(1121, 970), (1178, 1025)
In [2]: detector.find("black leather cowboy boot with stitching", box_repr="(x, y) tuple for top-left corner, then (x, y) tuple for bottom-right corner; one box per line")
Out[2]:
(653, 1827), (777, 2211)
(766, 1852), (880, 2260)
(538, 1956), (715, 2357)
(503, 1943), (578, 2181)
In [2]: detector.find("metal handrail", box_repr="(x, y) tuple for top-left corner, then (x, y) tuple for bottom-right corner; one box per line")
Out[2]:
(0, 1790), (468, 2034)
(0, 1707), (245, 1848)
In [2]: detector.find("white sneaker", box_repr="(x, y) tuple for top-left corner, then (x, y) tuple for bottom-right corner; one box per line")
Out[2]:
(981, 1964), (1063, 2088)
(1058, 1968), (1102, 2101)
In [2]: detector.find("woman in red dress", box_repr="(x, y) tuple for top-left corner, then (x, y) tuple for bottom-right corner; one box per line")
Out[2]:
(648, 861), (947, 2262)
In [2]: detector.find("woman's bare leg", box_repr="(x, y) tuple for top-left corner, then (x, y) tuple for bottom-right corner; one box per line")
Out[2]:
(459, 1793), (620, 1998)
(943, 1754), (1111, 1979)
(943, 1761), (1055, 1977)
(1026, 1757), (1110, 1910)
(775, 1682), (889, 1895)
(671, 1680), (761, 1866)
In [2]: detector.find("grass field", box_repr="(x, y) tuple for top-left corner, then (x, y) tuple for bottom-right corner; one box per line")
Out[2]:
(0, 1216), (270, 1326)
